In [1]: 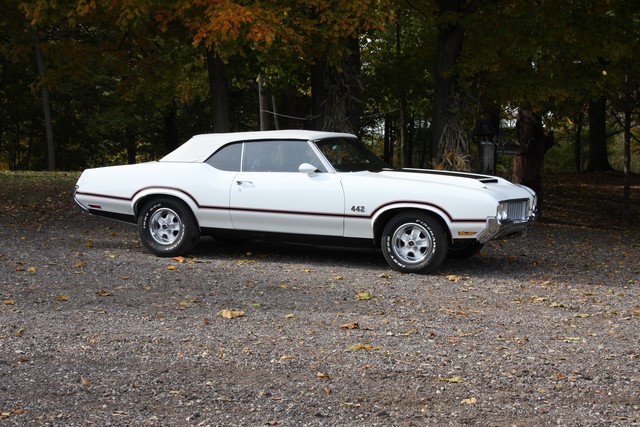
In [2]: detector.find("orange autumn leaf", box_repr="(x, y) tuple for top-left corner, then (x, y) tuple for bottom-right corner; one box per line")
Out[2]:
(217, 309), (246, 319)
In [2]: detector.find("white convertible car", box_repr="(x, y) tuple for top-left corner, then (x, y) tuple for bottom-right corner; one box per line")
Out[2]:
(73, 130), (536, 273)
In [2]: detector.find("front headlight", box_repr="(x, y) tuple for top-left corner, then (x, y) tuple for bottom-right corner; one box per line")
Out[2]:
(496, 202), (509, 222)
(530, 195), (538, 216)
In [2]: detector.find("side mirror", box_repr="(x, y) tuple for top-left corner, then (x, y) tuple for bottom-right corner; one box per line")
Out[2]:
(299, 163), (318, 176)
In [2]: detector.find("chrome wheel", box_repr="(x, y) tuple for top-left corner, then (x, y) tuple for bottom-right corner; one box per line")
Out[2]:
(391, 222), (433, 264)
(138, 198), (199, 257)
(149, 207), (181, 245)
(381, 211), (448, 274)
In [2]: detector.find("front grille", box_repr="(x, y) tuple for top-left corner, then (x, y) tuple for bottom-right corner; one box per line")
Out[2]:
(506, 200), (528, 221)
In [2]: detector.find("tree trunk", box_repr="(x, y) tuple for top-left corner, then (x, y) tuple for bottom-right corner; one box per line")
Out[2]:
(258, 75), (271, 131)
(512, 109), (554, 209)
(310, 37), (362, 133)
(310, 59), (327, 131)
(623, 73), (632, 222)
(345, 36), (362, 135)
(586, 97), (612, 171)
(126, 129), (137, 164)
(206, 49), (230, 133)
(574, 111), (583, 172)
(32, 28), (55, 171)
(383, 114), (394, 166)
(396, 22), (410, 167)
(432, 0), (480, 163)
(271, 95), (281, 130)
(163, 101), (179, 155)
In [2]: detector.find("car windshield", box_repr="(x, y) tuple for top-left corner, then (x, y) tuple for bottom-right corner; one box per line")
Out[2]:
(314, 137), (391, 172)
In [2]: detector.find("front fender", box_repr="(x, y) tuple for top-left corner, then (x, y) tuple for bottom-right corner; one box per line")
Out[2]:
(343, 202), (454, 242)
(370, 202), (453, 227)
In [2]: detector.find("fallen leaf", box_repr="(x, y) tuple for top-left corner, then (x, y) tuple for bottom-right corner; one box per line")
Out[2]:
(178, 298), (200, 310)
(339, 322), (360, 330)
(172, 256), (186, 263)
(167, 265), (177, 271)
(438, 375), (464, 383)
(316, 372), (331, 380)
(342, 402), (361, 408)
(74, 261), (87, 268)
(549, 302), (570, 308)
(3, 299), (16, 305)
(445, 274), (466, 282)
(217, 309), (246, 319)
(55, 295), (69, 302)
(356, 292), (373, 300)
(350, 343), (379, 351)
(84, 241), (94, 248)
(461, 397), (477, 404)
(95, 290), (113, 297)
(27, 267), (37, 273)
(285, 313), (296, 319)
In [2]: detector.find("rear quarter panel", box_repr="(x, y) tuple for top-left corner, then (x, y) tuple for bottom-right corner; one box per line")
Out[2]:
(75, 162), (236, 229)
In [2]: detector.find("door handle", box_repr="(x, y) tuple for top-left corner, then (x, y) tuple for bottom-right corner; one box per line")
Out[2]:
(236, 180), (252, 185)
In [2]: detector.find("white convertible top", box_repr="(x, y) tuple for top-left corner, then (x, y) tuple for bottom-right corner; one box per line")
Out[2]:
(160, 129), (354, 162)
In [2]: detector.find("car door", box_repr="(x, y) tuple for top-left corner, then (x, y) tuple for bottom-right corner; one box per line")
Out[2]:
(230, 140), (345, 236)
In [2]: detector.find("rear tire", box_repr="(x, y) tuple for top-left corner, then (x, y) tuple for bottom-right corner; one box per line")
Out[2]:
(381, 211), (448, 274)
(138, 198), (199, 257)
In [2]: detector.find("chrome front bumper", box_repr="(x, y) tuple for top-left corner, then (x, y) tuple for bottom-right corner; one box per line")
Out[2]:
(477, 215), (536, 244)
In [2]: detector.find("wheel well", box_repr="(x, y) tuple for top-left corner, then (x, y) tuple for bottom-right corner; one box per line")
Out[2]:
(373, 208), (450, 248)
(134, 194), (197, 224)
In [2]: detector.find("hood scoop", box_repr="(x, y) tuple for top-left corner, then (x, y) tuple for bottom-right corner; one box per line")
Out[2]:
(398, 168), (499, 183)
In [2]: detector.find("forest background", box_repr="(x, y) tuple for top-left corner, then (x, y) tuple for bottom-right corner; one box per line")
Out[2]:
(1, 0), (639, 189)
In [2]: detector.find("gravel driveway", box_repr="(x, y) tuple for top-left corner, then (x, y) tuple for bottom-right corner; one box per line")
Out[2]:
(1, 172), (639, 426)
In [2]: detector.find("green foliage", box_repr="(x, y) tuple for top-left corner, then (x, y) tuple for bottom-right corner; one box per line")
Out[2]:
(1, 0), (640, 172)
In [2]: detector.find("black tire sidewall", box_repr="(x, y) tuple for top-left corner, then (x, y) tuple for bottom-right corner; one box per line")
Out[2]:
(381, 212), (448, 274)
(138, 199), (198, 257)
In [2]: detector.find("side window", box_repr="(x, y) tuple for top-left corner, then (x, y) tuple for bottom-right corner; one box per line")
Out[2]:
(242, 140), (325, 172)
(206, 143), (242, 171)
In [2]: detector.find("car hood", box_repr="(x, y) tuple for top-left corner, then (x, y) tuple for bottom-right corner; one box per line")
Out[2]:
(344, 168), (535, 201)
(372, 168), (506, 189)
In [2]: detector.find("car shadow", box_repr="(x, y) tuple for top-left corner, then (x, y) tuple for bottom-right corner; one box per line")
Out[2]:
(192, 236), (388, 271)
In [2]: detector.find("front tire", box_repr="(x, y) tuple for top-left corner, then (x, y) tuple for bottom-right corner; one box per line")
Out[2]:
(138, 198), (199, 257)
(381, 211), (448, 274)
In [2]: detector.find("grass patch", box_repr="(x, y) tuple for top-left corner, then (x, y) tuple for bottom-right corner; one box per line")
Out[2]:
(0, 171), (80, 204)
